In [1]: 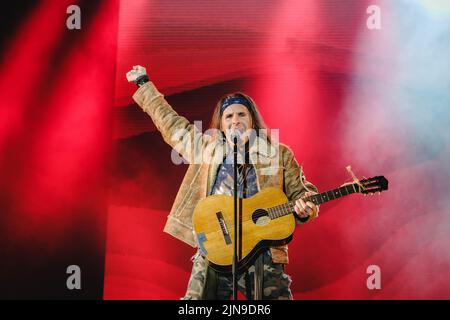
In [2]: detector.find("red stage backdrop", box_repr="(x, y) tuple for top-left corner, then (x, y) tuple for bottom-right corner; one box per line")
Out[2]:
(0, 0), (119, 298)
(1, 0), (449, 299)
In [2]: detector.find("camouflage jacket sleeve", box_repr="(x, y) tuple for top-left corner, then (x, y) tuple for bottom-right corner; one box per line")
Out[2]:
(282, 146), (319, 224)
(132, 81), (204, 162)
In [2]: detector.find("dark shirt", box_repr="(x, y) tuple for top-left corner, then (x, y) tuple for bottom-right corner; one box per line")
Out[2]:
(210, 146), (258, 198)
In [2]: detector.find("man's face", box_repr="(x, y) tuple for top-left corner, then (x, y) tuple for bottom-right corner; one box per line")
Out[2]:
(220, 104), (253, 144)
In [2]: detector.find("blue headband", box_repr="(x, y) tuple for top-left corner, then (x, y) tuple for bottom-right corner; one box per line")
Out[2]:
(220, 96), (252, 115)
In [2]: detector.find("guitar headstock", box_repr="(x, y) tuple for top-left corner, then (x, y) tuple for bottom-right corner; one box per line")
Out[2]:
(357, 176), (389, 195)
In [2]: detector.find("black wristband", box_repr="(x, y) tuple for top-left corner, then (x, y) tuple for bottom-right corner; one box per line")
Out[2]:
(135, 74), (149, 87)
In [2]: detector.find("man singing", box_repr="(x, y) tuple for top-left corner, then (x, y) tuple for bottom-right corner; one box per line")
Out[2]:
(126, 65), (319, 300)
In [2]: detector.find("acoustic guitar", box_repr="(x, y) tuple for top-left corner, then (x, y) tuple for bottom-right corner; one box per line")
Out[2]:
(192, 175), (388, 273)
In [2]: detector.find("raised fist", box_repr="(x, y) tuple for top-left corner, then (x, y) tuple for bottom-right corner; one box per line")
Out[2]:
(126, 65), (147, 82)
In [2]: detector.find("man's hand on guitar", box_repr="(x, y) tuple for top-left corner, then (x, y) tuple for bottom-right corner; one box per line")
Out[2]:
(294, 192), (318, 220)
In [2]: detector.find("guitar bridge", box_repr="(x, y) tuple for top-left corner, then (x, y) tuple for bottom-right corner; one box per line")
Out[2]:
(216, 211), (232, 245)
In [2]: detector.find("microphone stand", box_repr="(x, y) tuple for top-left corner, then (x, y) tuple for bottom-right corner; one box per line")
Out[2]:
(231, 133), (263, 300)
(232, 134), (239, 300)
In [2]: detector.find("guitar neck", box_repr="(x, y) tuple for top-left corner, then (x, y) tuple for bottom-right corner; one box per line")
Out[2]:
(267, 183), (361, 219)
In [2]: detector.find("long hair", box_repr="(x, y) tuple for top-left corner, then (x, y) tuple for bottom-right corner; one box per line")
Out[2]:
(209, 92), (271, 143)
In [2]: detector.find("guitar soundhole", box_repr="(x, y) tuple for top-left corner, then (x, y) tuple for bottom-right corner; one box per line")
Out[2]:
(252, 209), (270, 226)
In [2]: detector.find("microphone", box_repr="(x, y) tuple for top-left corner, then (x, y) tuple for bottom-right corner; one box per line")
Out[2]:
(230, 129), (241, 144)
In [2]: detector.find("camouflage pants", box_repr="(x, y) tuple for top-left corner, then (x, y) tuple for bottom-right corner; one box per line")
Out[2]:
(181, 250), (293, 300)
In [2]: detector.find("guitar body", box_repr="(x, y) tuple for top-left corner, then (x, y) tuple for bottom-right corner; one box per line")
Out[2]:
(192, 187), (295, 273)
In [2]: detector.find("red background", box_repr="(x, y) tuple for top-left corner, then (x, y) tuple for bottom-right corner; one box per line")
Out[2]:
(1, 0), (449, 299)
